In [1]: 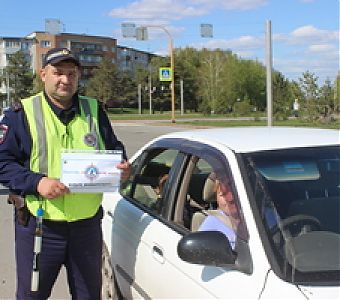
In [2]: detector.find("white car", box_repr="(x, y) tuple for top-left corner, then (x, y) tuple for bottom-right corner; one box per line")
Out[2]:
(101, 127), (340, 299)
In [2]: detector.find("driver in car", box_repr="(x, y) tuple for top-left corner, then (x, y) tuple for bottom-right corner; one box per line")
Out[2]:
(198, 175), (239, 249)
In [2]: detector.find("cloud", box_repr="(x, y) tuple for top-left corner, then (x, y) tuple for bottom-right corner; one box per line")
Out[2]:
(109, 0), (338, 84)
(308, 44), (336, 53)
(273, 25), (339, 47)
(273, 26), (339, 82)
(189, 0), (268, 10)
(109, 0), (268, 21)
(109, 0), (207, 20)
(275, 56), (338, 83)
(186, 35), (264, 61)
(190, 35), (263, 50)
(289, 25), (339, 44)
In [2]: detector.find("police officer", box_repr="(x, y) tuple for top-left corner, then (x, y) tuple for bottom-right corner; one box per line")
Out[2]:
(0, 47), (130, 300)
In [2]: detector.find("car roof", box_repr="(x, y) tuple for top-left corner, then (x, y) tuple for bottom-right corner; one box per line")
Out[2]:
(156, 127), (340, 153)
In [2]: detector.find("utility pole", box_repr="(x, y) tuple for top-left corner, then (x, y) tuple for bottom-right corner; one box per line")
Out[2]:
(265, 20), (273, 126)
(149, 69), (152, 114)
(138, 83), (142, 114)
(180, 79), (184, 115)
(5, 70), (10, 108)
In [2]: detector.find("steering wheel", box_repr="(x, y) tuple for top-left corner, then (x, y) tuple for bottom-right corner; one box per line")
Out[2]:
(273, 214), (322, 239)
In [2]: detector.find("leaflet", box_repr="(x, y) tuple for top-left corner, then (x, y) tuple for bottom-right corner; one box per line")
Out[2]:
(60, 150), (122, 193)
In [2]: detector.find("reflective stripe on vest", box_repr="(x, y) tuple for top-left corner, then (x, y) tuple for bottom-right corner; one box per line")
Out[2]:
(80, 96), (100, 151)
(32, 95), (48, 174)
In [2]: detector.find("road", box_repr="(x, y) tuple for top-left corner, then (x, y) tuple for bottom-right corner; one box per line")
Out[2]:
(0, 122), (188, 300)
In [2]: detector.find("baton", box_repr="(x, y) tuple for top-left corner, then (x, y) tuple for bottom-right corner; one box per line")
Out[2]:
(31, 207), (43, 292)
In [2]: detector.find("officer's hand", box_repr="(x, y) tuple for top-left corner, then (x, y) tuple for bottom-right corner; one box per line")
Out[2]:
(37, 177), (70, 199)
(116, 160), (131, 181)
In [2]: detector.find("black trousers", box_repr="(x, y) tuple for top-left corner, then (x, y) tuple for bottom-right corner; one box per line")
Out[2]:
(14, 207), (103, 300)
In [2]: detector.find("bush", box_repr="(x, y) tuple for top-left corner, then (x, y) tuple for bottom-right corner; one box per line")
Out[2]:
(233, 101), (253, 116)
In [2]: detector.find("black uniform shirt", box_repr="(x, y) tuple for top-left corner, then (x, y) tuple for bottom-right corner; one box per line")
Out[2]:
(0, 93), (127, 197)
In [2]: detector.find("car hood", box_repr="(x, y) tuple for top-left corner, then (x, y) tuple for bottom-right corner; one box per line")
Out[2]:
(262, 270), (340, 299)
(298, 285), (340, 299)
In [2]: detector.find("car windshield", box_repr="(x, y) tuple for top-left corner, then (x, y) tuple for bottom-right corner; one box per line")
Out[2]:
(242, 145), (340, 285)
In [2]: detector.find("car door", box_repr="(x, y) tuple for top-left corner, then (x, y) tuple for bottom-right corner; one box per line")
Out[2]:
(107, 145), (218, 299)
(107, 139), (270, 299)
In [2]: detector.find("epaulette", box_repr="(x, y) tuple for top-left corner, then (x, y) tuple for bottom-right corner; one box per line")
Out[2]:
(11, 101), (23, 112)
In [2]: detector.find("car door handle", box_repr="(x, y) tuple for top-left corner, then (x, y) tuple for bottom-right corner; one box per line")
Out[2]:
(107, 210), (114, 219)
(152, 245), (165, 264)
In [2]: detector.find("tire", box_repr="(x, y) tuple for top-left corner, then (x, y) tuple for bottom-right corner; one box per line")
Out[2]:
(102, 243), (123, 300)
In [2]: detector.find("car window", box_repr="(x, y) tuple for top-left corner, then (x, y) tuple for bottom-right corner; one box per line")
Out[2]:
(243, 146), (340, 279)
(120, 148), (179, 214)
(183, 158), (215, 229)
(172, 154), (245, 243)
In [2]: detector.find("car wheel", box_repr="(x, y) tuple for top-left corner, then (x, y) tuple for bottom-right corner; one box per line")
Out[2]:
(102, 243), (122, 300)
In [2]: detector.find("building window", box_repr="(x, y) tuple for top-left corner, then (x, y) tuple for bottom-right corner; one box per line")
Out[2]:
(40, 40), (51, 48)
(5, 41), (20, 48)
(59, 41), (67, 48)
(79, 54), (102, 63)
(21, 42), (30, 50)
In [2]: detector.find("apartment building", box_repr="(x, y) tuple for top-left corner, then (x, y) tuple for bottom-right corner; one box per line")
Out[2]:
(117, 45), (152, 74)
(26, 31), (118, 86)
(1, 29), (154, 96)
(0, 37), (36, 94)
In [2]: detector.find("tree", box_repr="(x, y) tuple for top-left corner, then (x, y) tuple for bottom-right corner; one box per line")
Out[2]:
(116, 71), (137, 110)
(298, 71), (320, 121)
(3, 50), (34, 103)
(198, 49), (226, 114)
(272, 72), (293, 120)
(318, 78), (336, 121)
(335, 73), (340, 114)
(299, 70), (319, 101)
(85, 58), (121, 106)
(236, 59), (266, 111)
(32, 73), (44, 94)
(175, 47), (201, 112)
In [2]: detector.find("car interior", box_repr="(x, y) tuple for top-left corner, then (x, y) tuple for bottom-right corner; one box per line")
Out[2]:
(132, 161), (171, 212)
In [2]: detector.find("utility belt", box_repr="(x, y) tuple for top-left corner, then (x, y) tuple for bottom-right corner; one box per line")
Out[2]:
(8, 194), (30, 226)
(8, 194), (104, 227)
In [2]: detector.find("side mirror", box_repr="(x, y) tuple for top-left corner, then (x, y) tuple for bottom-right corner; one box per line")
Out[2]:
(177, 231), (236, 267)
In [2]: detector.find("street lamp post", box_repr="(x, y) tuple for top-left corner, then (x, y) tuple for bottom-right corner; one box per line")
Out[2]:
(137, 24), (176, 122)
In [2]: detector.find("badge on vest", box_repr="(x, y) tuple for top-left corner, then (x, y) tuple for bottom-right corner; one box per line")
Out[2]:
(83, 133), (97, 147)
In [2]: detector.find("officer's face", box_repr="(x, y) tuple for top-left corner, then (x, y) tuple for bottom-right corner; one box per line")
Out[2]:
(40, 61), (81, 108)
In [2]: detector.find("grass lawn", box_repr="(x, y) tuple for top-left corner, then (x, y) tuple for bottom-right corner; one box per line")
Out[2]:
(175, 118), (340, 129)
(108, 109), (339, 130)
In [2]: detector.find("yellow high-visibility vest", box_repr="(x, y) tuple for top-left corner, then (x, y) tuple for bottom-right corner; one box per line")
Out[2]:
(22, 92), (104, 221)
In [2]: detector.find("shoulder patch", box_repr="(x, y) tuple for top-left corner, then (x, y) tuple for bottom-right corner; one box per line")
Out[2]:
(0, 124), (9, 144)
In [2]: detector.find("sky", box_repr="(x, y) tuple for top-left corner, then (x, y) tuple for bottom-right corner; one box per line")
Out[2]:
(1, 0), (339, 84)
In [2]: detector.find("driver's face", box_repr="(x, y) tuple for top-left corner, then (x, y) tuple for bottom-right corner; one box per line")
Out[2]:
(217, 182), (238, 218)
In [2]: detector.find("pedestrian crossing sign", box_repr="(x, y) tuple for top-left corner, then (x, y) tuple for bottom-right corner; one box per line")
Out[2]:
(159, 67), (172, 81)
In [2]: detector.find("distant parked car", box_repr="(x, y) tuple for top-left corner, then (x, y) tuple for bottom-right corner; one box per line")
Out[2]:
(101, 127), (340, 299)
